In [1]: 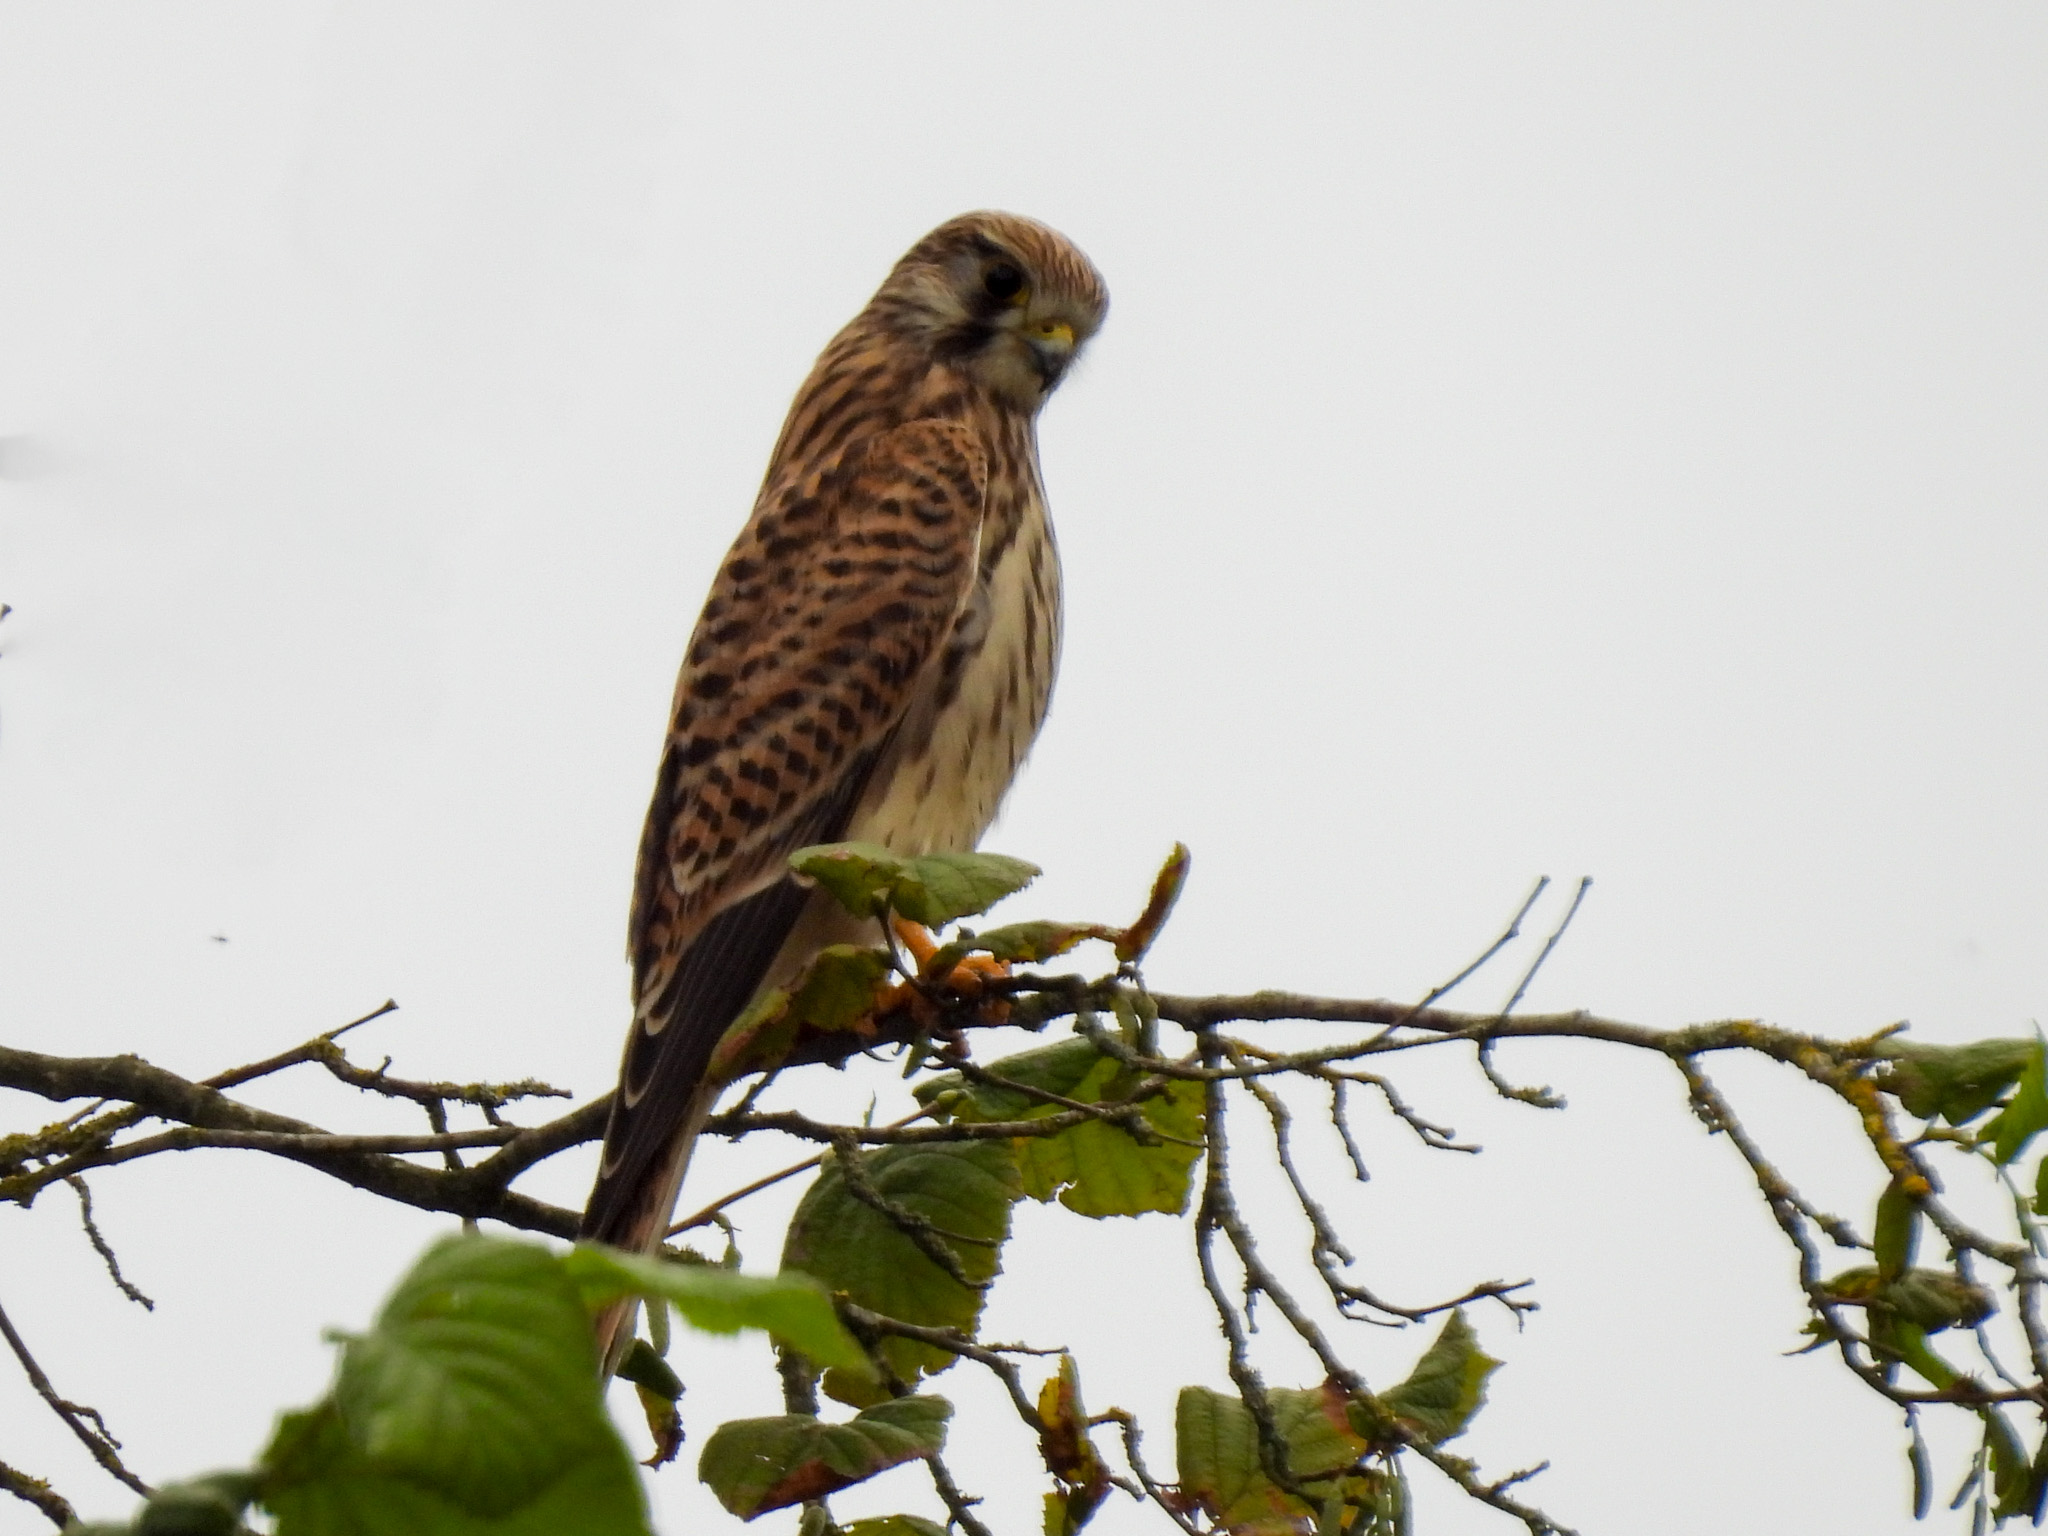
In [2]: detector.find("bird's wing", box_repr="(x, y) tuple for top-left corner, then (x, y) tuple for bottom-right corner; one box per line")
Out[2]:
(582, 416), (988, 1247)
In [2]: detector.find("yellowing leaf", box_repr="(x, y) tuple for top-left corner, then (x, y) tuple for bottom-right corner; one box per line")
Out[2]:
(614, 1340), (683, 1468)
(707, 988), (798, 1082)
(698, 1397), (950, 1519)
(1116, 843), (1190, 962)
(925, 921), (1116, 977)
(786, 945), (893, 1031)
(1037, 1356), (1109, 1532)
(1174, 1382), (1368, 1532)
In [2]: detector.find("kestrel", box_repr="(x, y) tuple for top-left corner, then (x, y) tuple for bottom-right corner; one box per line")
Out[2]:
(581, 212), (1107, 1359)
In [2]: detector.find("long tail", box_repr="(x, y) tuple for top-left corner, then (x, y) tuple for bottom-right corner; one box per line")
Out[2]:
(581, 880), (817, 1372)
(585, 1082), (719, 1372)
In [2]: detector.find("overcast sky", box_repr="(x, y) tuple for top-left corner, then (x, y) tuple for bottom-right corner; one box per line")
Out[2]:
(4, 5), (2046, 1533)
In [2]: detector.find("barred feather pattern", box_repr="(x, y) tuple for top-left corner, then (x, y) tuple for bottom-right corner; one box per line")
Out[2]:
(580, 214), (1106, 1357)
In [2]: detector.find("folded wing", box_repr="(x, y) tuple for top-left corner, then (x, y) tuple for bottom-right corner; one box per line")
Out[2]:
(581, 417), (989, 1253)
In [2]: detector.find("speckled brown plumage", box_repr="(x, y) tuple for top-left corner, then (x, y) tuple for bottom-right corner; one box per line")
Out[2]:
(581, 213), (1106, 1354)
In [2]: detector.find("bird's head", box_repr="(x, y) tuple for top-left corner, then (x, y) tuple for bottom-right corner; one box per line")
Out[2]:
(873, 211), (1108, 412)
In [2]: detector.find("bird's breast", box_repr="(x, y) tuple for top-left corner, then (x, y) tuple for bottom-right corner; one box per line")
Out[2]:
(848, 490), (1062, 857)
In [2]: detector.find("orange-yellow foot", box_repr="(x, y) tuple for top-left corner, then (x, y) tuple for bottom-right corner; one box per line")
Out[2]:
(875, 917), (1013, 1020)
(891, 914), (941, 970)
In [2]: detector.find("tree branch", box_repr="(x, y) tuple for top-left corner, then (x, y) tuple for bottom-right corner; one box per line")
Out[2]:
(0, 1295), (150, 1498)
(0, 1456), (75, 1530)
(8, 958), (2044, 1535)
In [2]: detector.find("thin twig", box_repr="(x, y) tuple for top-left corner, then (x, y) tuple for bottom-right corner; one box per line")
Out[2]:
(1407, 877), (1552, 1019)
(827, 1132), (990, 1292)
(1234, 1054), (1532, 1326)
(1329, 1078), (1373, 1181)
(670, 1105), (940, 1235)
(1497, 877), (1592, 1020)
(924, 1452), (995, 1536)
(1407, 1440), (1579, 1536)
(836, 1302), (1052, 1427)
(1192, 1030), (1312, 1496)
(67, 1176), (154, 1310)
(203, 1000), (398, 1091)
(0, 1295), (150, 1497)
(1100, 1409), (1204, 1535)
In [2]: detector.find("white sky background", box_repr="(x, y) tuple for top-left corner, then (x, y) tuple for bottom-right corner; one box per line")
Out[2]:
(3, 4), (2045, 1532)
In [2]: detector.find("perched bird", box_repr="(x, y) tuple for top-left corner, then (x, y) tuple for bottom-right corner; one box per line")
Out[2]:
(581, 212), (1107, 1361)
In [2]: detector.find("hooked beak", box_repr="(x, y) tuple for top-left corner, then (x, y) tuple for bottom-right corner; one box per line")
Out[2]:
(1025, 318), (1077, 388)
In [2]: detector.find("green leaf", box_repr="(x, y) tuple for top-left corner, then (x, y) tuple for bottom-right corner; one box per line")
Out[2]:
(790, 844), (1039, 927)
(1989, 1035), (2048, 1165)
(1379, 1310), (1500, 1446)
(916, 1037), (1206, 1218)
(706, 946), (895, 1082)
(611, 1340), (681, 1402)
(255, 1235), (649, 1536)
(707, 987), (798, 1082)
(1881, 1039), (2035, 1125)
(562, 1245), (869, 1376)
(791, 843), (911, 919)
(325, 1236), (618, 1516)
(122, 1474), (259, 1535)
(2022, 1424), (2048, 1524)
(1985, 1407), (2032, 1519)
(841, 1520), (949, 1536)
(1891, 1271), (1997, 1335)
(613, 1340), (683, 1470)
(782, 1141), (1021, 1403)
(1014, 1057), (1202, 1218)
(1896, 1323), (1962, 1392)
(916, 1036), (1104, 1119)
(787, 946), (894, 1030)
(891, 852), (1042, 926)
(1873, 1181), (1920, 1281)
(1174, 1383), (1369, 1532)
(262, 1402), (648, 1536)
(697, 1397), (951, 1519)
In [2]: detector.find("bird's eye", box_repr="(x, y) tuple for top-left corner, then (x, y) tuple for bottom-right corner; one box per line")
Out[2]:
(982, 261), (1025, 302)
